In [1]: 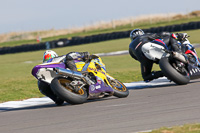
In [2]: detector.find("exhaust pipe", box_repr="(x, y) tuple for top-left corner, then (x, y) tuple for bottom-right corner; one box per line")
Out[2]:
(172, 52), (187, 64)
(54, 67), (84, 79)
(54, 67), (94, 85)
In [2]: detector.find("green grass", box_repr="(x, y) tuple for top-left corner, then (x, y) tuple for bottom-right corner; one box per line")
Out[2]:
(140, 123), (200, 133)
(1, 16), (200, 47)
(0, 29), (200, 103)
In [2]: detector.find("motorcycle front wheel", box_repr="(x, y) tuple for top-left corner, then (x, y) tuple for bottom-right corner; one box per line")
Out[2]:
(108, 79), (129, 98)
(159, 57), (190, 85)
(50, 77), (87, 104)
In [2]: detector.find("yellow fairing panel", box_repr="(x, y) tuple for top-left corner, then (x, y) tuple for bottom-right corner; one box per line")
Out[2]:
(75, 61), (85, 71)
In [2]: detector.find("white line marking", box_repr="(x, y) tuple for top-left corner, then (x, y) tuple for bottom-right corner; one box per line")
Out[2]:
(0, 77), (172, 110)
(97, 102), (149, 108)
(0, 97), (53, 110)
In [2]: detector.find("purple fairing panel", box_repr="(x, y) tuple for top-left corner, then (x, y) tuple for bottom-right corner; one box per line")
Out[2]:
(31, 63), (66, 78)
(74, 59), (82, 63)
(89, 77), (113, 94)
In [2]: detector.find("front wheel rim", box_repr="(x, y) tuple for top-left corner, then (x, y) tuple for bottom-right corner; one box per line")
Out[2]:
(110, 80), (127, 92)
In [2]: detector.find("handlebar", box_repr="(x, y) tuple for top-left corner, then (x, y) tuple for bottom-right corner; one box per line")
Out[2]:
(85, 55), (99, 63)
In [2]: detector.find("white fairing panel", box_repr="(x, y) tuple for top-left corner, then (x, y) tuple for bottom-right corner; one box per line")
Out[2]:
(141, 42), (166, 61)
(36, 68), (58, 84)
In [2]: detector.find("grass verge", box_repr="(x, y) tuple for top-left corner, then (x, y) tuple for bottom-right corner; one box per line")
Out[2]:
(139, 123), (200, 133)
(0, 29), (200, 103)
(0, 16), (200, 47)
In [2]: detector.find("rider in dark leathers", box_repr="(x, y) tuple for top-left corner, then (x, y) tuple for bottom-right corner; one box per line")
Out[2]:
(129, 29), (185, 82)
(65, 52), (90, 71)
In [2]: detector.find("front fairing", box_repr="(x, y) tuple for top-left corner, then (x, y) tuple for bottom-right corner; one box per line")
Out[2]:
(74, 56), (113, 98)
(87, 61), (108, 83)
(89, 76), (113, 95)
(86, 58), (114, 96)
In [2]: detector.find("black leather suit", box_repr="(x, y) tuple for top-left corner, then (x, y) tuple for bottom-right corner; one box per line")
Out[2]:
(129, 32), (181, 81)
(65, 52), (90, 71)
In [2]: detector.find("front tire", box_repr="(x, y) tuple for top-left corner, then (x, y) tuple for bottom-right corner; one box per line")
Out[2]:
(159, 57), (190, 85)
(109, 79), (129, 98)
(50, 77), (87, 104)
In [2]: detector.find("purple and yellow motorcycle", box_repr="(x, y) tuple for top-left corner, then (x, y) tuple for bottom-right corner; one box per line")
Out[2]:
(32, 55), (129, 104)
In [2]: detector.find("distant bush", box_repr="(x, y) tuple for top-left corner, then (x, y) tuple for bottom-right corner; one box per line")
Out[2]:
(189, 10), (200, 17)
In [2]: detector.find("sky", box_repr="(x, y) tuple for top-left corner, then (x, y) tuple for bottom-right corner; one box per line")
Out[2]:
(0, 0), (199, 34)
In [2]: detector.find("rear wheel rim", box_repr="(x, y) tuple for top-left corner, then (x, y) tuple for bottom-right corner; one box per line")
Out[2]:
(58, 79), (85, 95)
(171, 62), (188, 77)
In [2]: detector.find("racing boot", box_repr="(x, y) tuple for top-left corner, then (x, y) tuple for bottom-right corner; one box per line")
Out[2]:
(55, 97), (64, 106)
(144, 71), (164, 82)
(38, 81), (64, 106)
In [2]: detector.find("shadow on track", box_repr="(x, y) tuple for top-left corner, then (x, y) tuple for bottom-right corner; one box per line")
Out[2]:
(1, 78), (199, 112)
(0, 97), (118, 112)
(125, 78), (200, 90)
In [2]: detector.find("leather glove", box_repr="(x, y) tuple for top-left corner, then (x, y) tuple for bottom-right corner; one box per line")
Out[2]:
(82, 52), (90, 61)
(176, 33), (189, 41)
(90, 54), (99, 59)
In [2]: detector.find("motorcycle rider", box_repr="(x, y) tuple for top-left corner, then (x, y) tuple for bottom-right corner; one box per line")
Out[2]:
(39, 50), (90, 105)
(129, 29), (189, 82)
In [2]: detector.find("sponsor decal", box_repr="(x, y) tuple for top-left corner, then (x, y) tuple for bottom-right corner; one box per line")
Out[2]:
(190, 68), (200, 75)
(91, 85), (101, 91)
(97, 79), (102, 84)
(96, 85), (101, 89)
(91, 85), (95, 91)
(88, 67), (105, 75)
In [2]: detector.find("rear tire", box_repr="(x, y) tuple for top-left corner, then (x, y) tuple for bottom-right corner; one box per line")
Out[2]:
(50, 77), (87, 104)
(159, 57), (190, 85)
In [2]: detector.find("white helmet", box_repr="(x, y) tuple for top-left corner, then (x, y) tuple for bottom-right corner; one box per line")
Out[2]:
(130, 29), (144, 41)
(43, 50), (58, 62)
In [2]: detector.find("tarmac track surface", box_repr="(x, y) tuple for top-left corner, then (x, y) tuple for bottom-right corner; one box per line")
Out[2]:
(0, 79), (200, 133)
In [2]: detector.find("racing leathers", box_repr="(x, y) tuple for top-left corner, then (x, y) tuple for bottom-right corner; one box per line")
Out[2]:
(65, 52), (90, 71)
(129, 32), (182, 82)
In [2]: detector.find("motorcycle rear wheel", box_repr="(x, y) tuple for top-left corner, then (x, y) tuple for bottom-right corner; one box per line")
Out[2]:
(50, 77), (87, 104)
(159, 57), (190, 85)
(109, 79), (129, 98)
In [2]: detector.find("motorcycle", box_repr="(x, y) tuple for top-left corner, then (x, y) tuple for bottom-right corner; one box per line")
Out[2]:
(32, 55), (129, 104)
(141, 36), (200, 85)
